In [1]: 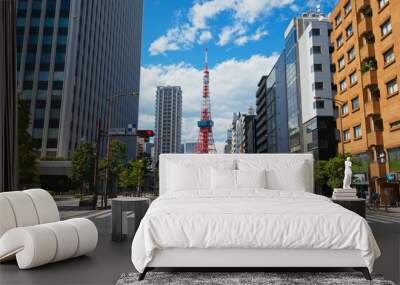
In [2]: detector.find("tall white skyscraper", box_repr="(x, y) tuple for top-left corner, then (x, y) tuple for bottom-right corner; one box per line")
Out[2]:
(154, 86), (182, 162)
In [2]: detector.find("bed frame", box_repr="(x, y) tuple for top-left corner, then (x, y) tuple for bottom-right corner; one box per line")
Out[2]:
(139, 248), (371, 280)
(138, 155), (372, 281)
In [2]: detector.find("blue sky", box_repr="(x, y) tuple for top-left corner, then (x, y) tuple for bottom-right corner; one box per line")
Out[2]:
(139, 0), (336, 151)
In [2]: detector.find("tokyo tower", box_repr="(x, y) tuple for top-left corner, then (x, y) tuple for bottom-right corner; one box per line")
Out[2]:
(196, 48), (216, 153)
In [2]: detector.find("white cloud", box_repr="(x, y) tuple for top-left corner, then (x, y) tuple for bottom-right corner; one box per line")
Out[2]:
(217, 23), (246, 46)
(149, 0), (296, 55)
(233, 27), (268, 46)
(198, 30), (213, 44)
(139, 53), (279, 148)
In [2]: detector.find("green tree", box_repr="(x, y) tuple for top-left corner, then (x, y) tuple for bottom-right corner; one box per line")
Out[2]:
(119, 159), (145, 196)
(314, 154), (362, 192)
(17, 98), (40, 188)
(69, 142), (95, 195)
(324, 156), (345, 189)
(314, 160), (328, 194)
(100, 140), (126, 196)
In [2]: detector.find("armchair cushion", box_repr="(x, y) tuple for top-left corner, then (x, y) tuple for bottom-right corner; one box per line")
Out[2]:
(0, 189), (98, 269)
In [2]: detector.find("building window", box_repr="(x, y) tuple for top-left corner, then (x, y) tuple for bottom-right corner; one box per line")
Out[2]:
(313, 82), (324, 90)
(335, 14), (342, 26)
(312, 64), (323, 72)
(346, 24), (353, 38)
(378, 0), (389, 9)
(388, 147), (400, 171)
(348, 47), (355, 61)
(310, 28), (320, 37)
(390, 120), (400, 129)
(354, 125), (362, 139)
(381, 19), (392, 37)
(343, 129), (350, 142)
(310, 46), (322, 54)
(350, 71), (358, 85)
(342, 103), (349, 115)
(336, 34), (343, 48)
(351, 96), (359, 110)
(338, 56), (345, 69)
(313, 100), (325, 109)
(344, 1), (352, 15)
(386, 78), (398, 95)
(38, 71), (49, 81)
(383, 47), (395, 65)
(340, 79), (347, 92)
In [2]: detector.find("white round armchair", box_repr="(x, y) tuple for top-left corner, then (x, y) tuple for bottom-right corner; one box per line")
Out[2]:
(0, 189), (98, 269)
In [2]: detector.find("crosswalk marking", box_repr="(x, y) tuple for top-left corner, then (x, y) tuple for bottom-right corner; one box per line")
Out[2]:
(367, 216), (393, 224)
(93, 211), (135, 219)
(366, 212), (400, 224)
(95, 212), (112, 219)
(368, 214), (399, 221)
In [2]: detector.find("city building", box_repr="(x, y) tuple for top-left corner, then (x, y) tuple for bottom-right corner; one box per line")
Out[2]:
(330, 0), (400, 177)
(230, 112), (239, 153)
(224, 129), (232, 153)
(16, 0), (143, 160)
(297, 13), (337, 160)
(283, 12), (337, 158)
(144, 143), (154, 156)
(184, 142), (197, 154)
(16, 0), (143, 187)
(242, 107), (256, 153)
(243, 114), (256, 153)
(226, 109), (256, 154)
(137, 137), (145, 157)
(255, 54), (289, 153)
(154, 86), (182, 162)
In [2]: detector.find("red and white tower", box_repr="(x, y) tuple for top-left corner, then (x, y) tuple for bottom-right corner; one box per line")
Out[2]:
(196, 48), (216, 153)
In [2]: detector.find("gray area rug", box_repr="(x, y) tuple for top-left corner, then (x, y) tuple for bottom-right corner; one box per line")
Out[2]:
(116, 272), (396, 285)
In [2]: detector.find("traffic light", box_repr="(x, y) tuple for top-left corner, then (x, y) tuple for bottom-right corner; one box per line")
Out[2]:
(136, 130), (155, 142)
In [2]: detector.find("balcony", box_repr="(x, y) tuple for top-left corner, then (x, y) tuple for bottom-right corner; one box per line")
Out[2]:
(358, 0), (372, 17)
(358, 19), (374, 43)
(360, 43), (375, 62)
(367, 130), (383, 147)
(365, 99), (380, 117)
(362, 68), (378, 87)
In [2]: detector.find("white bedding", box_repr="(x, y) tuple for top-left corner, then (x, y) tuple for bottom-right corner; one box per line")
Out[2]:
(131, 190), (380, 273)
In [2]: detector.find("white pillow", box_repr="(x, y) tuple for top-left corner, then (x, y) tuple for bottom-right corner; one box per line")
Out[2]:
(168, 162), (210, 191)
(266, 162), (306, 191)
(236, 169), (267, 189)
(211, 168), (236, 191)
(237, 160), (307, 191)
(167, 160), (236, 192)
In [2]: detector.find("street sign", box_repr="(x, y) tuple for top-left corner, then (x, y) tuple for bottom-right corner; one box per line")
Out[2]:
(109, 128), (126, 135)
(127, 124), (137, 135)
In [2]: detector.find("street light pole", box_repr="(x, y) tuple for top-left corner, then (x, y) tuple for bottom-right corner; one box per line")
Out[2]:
(314, 96), (345, 156)
(103, 91), (139, 208)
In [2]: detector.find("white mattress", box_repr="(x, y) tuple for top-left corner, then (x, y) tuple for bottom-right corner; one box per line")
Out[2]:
(131, 190), (380, 273)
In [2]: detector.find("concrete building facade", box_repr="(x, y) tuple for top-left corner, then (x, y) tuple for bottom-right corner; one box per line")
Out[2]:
(297, 14), (337, 160)
(154, 86), (182, 162)
(330, 0), (400, 177)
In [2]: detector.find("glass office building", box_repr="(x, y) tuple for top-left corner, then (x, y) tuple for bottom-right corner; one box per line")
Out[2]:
(284, 24), (302, 153)
(16, 0), (143, 159)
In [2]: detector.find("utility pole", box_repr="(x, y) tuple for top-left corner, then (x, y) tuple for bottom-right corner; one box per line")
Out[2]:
(93, 119), (101, 209)
(104, 92), (139, 208)
(104, 98), (114, 208)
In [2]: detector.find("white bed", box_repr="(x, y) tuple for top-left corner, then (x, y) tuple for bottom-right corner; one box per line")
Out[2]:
(131, 154), (380, 280)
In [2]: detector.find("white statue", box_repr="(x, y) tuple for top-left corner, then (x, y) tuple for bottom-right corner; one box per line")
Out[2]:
(342, 157), (352, 189)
